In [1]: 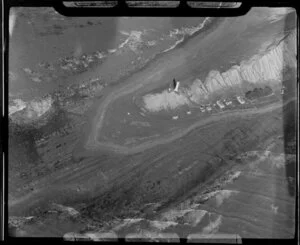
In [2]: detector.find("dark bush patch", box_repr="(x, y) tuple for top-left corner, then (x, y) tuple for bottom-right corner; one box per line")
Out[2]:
(245, 86), (273, 100)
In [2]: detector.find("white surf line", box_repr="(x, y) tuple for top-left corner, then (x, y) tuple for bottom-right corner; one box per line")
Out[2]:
(87, 97), (295, 155)
(162, 17), (211, 53)
(162, 37), (185, 53)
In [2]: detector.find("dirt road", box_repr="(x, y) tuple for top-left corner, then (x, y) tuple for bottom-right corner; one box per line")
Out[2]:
(84, 97), (294, 155)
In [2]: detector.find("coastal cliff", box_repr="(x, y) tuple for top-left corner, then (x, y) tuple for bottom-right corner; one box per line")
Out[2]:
(143, 29), (296, 111)
(188, 29), (296, 103)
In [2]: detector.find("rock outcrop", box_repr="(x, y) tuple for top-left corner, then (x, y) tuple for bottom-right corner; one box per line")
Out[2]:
(9, 99), (27, 116)
(26, 97), (53, 118)
(9, 216), (35, 228)
(9, 96), (53, 118)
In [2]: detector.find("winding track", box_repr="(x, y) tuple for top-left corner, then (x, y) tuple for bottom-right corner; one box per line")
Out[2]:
(86, 96), (293, 155)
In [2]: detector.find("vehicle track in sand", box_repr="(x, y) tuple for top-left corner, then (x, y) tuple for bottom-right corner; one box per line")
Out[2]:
(85, 97), (294, 155)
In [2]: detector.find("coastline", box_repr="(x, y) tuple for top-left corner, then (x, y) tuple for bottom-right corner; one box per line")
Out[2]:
(74, 13), (295, 157)
(73, 9), (296, 157)
(72, 17), (227, 158)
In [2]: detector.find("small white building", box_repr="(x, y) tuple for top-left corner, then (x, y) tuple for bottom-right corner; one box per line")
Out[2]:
(281, 86), (286, 95)
(225, 100), (232, 106)
(172, 115), (179, 120)
(216, 100), (225, 109)
(206, 105), (212, 111)
(237, 96), (245, 104)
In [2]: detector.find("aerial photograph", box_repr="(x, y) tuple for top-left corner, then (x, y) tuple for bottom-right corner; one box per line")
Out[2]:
(8, 3), (297, 241)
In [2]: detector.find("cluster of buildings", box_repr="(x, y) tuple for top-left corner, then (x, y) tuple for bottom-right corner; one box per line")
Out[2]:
(166, 80), (247, 115)
(198, 95), (247, 113)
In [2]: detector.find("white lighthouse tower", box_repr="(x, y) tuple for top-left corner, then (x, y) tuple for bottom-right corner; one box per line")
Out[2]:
(174, 81), (180, 93)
